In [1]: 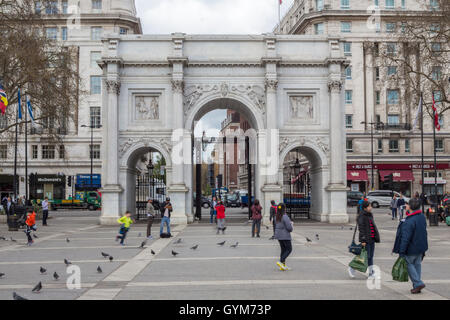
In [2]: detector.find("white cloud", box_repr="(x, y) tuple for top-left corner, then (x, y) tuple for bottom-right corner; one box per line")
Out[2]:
(135, 0), (294, 34)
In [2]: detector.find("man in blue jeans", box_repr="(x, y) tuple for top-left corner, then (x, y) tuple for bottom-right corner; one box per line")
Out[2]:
(393, 198), (428, 294)
(160, 198), (173, 236)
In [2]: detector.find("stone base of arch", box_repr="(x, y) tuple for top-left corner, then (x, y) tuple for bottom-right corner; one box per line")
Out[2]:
(167, 184), (192, 225)
(261, 184), (283, 225)
(99, 185), (123, 225)
(325, 184), (349, 224)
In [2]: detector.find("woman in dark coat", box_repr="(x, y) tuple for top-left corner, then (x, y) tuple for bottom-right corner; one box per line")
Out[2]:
(251, 199), (263, 238)
(274, 203), (293, 271)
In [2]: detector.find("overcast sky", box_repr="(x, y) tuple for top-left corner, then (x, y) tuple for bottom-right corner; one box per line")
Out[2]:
(135, 0), (295, 34)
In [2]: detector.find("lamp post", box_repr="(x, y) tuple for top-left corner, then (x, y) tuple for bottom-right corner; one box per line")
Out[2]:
(147, 156), (154, 201)
(81, 124), (102, 192)
(361, 121), (377, 191)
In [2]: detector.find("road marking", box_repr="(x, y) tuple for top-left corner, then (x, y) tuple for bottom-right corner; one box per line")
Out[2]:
(77, 288), (122, 300)
(0, 283), (96, 290)
(0, 259), (128, 265)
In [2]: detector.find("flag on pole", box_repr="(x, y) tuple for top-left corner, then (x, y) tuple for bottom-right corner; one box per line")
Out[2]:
(279, 0), (283, 4)
(0, 83), (8, 115)
(18, 88), (22, 120)
(26, 96), (35, 126)
(432, 94), (441, 131)
(412, 95), (422, 130)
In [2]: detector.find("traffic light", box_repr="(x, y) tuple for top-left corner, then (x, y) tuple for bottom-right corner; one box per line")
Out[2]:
(217, 174), (223, 189)
(67, 176), (72, 187)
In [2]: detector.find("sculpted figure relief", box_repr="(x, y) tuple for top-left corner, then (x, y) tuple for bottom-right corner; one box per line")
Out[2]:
(290, 96), (313, 119)
(136, 96), (159, 120)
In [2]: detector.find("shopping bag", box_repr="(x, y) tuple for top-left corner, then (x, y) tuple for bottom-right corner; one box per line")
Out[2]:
(348, 248), (368, 273)
(446, 216), (450, 226)
(392, 257), (409, 282)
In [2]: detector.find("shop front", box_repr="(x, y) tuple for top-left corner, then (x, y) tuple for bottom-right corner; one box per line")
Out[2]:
(346, 170), (368, 193)
(0, 175), (16, 200)
(379, 170), (414, 197)
(30, 174), (65, 201)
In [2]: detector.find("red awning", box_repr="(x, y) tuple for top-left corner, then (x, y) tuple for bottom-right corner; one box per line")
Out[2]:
(347, 170), (368, 181)
(379, 170), (415, 182)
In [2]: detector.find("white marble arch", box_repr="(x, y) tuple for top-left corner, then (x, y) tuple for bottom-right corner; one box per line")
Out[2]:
(118, 142), (172, 216)
(279, 141), (330, 222)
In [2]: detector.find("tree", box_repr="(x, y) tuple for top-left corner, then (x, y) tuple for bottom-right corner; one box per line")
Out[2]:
(0, 0), (83, 137)
(369, 0), (449, 120)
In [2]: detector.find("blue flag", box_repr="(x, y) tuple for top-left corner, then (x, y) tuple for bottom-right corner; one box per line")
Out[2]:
(26, 96), (35, 126)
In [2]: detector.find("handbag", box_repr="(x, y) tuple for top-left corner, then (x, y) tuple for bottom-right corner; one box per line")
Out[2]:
(348, 223), (362, 255)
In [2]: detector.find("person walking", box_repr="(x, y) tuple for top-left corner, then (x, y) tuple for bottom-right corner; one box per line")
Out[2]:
(116, 211), (134, 245)
(160, 197), (173, 237)
(210, 196), (217, 224)
(3, 196), (15, 216)
(393, 198), (428, 294)
(146, 199), (155, 240)
(274, 203), (293, 271)
(215, 200), (226, 235)
(24, 209), (37, 246)
(41, 197), (49, 226)
(251, 199), (263, 238)
(357, 195), (365, 215)
(390, 194), (398, 220)
(269, 200), (277, 240)
(348, 201), (380, 278)
(397, 193), (406, 221)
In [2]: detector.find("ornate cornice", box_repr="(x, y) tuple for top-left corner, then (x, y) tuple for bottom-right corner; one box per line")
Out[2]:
(105, 80), (121, 95)
(279, 136), (330, 155)
(261, 57), (282, 65)
(167, 57), (189, 65)
(119, 137), (173, 157)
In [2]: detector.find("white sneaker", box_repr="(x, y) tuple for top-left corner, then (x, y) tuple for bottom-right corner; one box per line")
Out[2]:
(348, 267), (356, 278)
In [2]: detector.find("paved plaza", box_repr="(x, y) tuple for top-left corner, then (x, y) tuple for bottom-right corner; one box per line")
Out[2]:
(0, 208), (449, 300)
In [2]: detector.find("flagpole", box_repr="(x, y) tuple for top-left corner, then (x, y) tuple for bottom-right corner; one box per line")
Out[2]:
(13, 92), (19, 202)
(433, 101), (438, 207)
(25, 95), (28, 205)
(278, 0), (281, 34)
(420, 93), (424, 214)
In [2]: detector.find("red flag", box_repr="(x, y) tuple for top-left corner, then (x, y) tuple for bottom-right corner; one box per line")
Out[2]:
(279, 0), (282, 4)
(432, 95), (440, 131)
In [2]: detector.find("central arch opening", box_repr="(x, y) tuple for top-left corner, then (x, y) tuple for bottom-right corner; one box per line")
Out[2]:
(189, 98), (259, 222)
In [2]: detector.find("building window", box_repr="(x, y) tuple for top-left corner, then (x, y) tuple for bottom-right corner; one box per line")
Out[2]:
(0, 145), (7, 159)
(387, 89), (399, 104)
(45, 1), (58, 14)
(345, 66), (352, 79)
(388, 115), (399, 125)
(62, 0), (68, 14)
(430, 0), (439, 10)
(373, 43), (379, 56)
(59, 145), (65, 159)
(90, 76), (101, 95)
(346, 139), (353, 152)
(341, 22), (352, 33)
(378, 139), (383, 153)
(91, 27), (103, 41)
(385, 0), (395, 9)
(42, 145), (56, 159)
(90, 51), (101, 68)
(376, 114), (381, 124)
(35, 1), (42, 14)
(92, 0), (102, 10)
(90, 145), (101, 159)
(386, 22), (396, 33)
(345, 115), (353, 128)
(341, 0), (350, 9)
(389, 140), (399, 153)
(386, 43), (397, 56)
(345, 90), (353, 104)
(431, 42), (441, 56)
(90, 107), (101, 128)
(343, 42), (352, 56)
(316, 0), (324, 11)
(435, 139), (444, 152)
(45, 27), (58, 40)
(314, 23), (324, 35)
(401, 0), (406, 9)
(374, 0), (380, 7)
(32, 145), (38, 159)
(375, 67), (380, 80)
(0, 113), (7, 129)
(61, 27), (67, 40)
(431, 66), (442, 80)
(375, 91), (380, 104)
(120, 27), (128, 35)
(438, 115), (444, 129)
(405, 139), (410, 153)
(387, 66), (397, 76)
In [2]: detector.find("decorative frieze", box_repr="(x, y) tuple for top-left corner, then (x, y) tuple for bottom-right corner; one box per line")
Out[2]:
(105, 80), (121, 95)
(327, 80), (342, 93)
(279, 136), (330, 155)
(119, 137), (173, 157)
(171, 80), (184, 94)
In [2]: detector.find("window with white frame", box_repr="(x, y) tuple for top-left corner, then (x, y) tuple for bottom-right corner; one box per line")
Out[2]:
(90, 51), (101, 68)
(92, 0), (102, 10)
(90, 107), (101, 128)
(0, 113), (7, 129)
(62, 0), (68, 14)
(90, 145), (101, 159)
(91, 27), (103, 41)
(32, 145), (38, 159)
(375, 91), (380, 104)
(0, 145), (7, 159)
(374, 0), (380, 7)
(42, 145), (56, 159)
(401, 0), (406, 9)
(385, 0), (395, 9)
(346, 139), (353, 152)
(388, 115), (399, 125)
(341, 22), (352, 33)
(345, 90), (353, 104)
(316, 0), (324, 10)
(386, 22), (396, 33)
(345, 66), (352, 79)
(314, 23), (324, 35)
(45, 0), (58, 14)
(345, 115), (353, 128)
(59, 145), (65, 159)
(405, 139), (410, 152)
(387, 89), (399, 104)
(389, 140), (399, 152)
(387, 66), (397, 76)
(343, 42), (352, 56)
(386, 43), (397, 55)
(378, 139), (383, 153)
(431, 66), (442, 80)
(45, 27), (58, 40)
(375, 67), (380, 80)
(435, 139), (444, 152)
(61, 27), (67, 40)
(341, 0), (350, 9)
(430, 0), (439, 10)
(120, 27), (128, 35)
(90, 76), (101, 95)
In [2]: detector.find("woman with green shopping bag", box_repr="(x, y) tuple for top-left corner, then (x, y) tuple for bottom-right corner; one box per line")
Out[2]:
(348, 201), (380, 278)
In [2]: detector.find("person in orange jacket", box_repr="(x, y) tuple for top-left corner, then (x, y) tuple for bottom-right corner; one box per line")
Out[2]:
(24, 209), (37, 246)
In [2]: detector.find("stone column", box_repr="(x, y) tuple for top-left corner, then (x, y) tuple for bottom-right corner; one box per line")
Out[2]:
(100, 79), (123, 225)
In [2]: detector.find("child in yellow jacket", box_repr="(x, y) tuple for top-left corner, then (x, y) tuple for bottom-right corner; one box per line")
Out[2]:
(115, 211), (134, 245)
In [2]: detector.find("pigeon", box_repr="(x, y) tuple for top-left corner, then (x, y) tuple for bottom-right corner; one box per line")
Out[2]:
(0, 273), (5, 278)
(53, 272), (59, 281)
(140, 240), (147, 248)
(190, 245), (198, 250)
(13, 292), (28, 300)
(0, 236), (6, 240)
(33, 234), (38, 239)
(171, 250), (179, 257)
(230, 242), (239, 248)
(217, 241), (226, 246)
(39, 267), (47, 274)
(32, 282), (42, 293)
(66, 238), (70, 243)
(97, 266), (103, 273)
(151, 250), (155, 255)
(138, 232), (142, 237)
(10, 237), (17, 242)
(101, 252), (110, 258)
(174, 238), (182, 244)
(265, 225), (270, 230)
(306, 237), (312, 243)
(349, 227), (353, 231)
(109, 256), (114, 262)
(64, 259), (72, 266)
(315, 234), (320, 241)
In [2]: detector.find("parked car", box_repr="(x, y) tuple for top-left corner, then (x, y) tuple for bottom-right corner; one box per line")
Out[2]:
(367, 190), (410, 208)
(347, 191), (364, 207)
(225, 193), (241, 208)
(193, 193), (212, 209)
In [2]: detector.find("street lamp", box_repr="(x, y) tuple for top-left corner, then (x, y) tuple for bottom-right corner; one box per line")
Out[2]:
(81, 124), (102, 192)
(147, 157), (154, 200)
(361, 121), (379, 191)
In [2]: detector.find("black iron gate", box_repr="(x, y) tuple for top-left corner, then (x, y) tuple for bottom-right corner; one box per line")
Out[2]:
(283, 168), (311, 220)
(136, 171), (167, 221)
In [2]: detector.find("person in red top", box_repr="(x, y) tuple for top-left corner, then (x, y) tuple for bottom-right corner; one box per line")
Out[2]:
(215, 201), (226, 235)
(24, 209), (37, 246)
